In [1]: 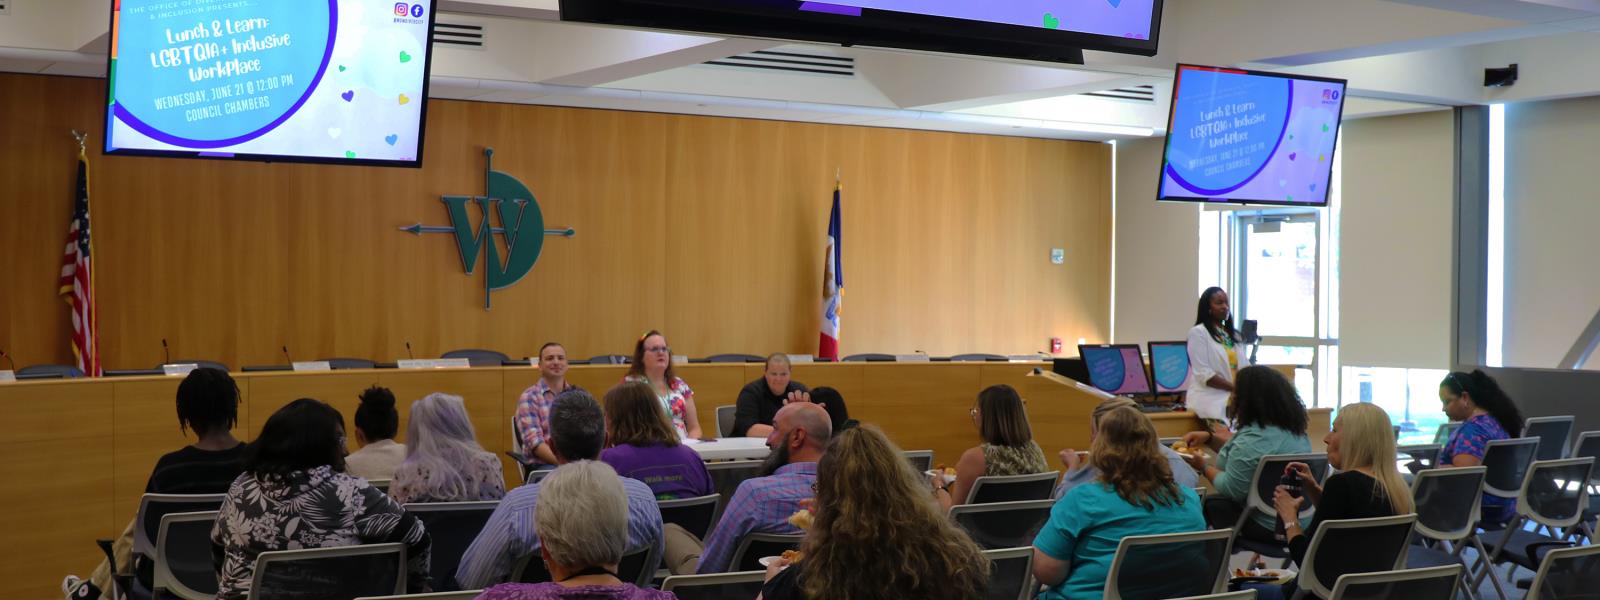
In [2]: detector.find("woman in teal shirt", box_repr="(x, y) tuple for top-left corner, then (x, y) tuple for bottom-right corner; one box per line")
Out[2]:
(1180, 366), (1312, 542)
(1032, 406), (1207, 600)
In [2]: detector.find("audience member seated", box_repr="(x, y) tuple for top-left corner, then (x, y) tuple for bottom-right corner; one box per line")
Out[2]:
(516, 342), (585, 470)
(933, 384), (1050, 511)
(1032, 406), (1206, 600)
(345, 385), (406, 481)
(1246, 403), (1415, 600)
(809, 386), (856, 432)
(64, 368), (249, 600)
(758, 425), (987, 600)
(455, 390), (664, 590)
(474, 461), (676, 600)
(733, 353), (810, 437)
(1056, 398), (1199, 498)
(211, 399), (431, 600)
(663, 403), (831, 574)
(390, 393), (506, 504)
(602, 381), (714, 499)
(1437, 369), (1525, 524)
(623, 330), (702, 439)
(1179, 365), (1311, 542)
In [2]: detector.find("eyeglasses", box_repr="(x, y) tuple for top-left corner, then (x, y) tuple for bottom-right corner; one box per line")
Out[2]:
(645, 346), (671, 354)
(811, 482), (818, 494)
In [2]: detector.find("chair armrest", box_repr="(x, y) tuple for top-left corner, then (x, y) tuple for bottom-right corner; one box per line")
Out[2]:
(1524, 540), (1575, 568)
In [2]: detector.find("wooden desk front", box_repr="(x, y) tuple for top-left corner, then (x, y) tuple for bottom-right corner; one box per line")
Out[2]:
(0, 362), (1329, 599)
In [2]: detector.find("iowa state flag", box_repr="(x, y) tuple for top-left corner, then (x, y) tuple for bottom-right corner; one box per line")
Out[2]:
(819, 183), (843, 360)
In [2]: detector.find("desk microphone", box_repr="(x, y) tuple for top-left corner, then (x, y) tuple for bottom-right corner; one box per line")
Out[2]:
(161, 338), (171, 364)
(405, 341), (415, 360)
(0, 348), (14, 371)
(282, 346), (294, 365)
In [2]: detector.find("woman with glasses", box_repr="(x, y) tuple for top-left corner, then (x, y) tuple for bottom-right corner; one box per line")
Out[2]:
(1438, 369), (1524, 523)
(931, 384), (1050, 511)
(623, 330), (702, 440)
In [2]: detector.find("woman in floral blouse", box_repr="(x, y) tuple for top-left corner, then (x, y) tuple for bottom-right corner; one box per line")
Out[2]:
(390, 393), (506, 504)
(211, 398), (431, 599)
(622, 330), (702, 440)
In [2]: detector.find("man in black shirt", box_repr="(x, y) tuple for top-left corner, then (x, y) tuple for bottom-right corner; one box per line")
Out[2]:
(732, 354), (810, 437)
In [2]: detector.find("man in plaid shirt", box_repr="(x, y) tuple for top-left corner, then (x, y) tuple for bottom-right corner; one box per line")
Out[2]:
(663, 402), (832, 574)
(515, 342), (584, 469)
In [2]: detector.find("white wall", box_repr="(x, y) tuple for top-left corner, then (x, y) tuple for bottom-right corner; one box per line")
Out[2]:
(1113, 137), (1202, 345)
(1504, 97), (1600, 370)
(1339, 109), (1456, 369)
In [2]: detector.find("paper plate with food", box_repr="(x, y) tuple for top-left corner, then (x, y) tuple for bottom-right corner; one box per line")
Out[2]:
(1230, 567), (1295, 584)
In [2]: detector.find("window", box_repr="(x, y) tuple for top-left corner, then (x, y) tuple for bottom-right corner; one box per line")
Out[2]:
(1339, 366), (1449, 445)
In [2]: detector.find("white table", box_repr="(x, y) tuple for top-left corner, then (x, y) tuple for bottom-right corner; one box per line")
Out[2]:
(685, 436), (772, 461)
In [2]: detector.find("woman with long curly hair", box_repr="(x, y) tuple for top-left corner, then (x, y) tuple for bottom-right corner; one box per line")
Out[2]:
(759, 425), (989, 600)
(1032, 406), (1206, 600)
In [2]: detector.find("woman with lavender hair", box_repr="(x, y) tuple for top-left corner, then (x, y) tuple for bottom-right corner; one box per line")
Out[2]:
(390, 393), (506, 504)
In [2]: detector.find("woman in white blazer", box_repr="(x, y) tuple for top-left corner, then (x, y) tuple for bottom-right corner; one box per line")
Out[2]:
(1186, 287), (1240, 428)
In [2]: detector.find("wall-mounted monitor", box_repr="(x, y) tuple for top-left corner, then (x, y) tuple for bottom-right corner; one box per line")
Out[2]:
(1158, 64), (1348, 207)
(560, 0), (1164, 65)
(1147, 341), (1190, 393)
(103, 0), (438, 167)
(1078, 344), (1152, 396)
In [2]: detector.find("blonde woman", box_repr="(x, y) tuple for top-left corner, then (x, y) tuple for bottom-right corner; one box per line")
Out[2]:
(759, 425), (988, 600)
(1255, 403), (1415, 599)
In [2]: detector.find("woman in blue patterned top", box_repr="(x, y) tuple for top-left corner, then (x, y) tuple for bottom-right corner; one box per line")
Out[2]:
(1438, 370), (1525, 523)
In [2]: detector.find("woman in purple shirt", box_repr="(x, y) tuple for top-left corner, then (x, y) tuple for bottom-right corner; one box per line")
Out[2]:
(601, 381), (714, 500)
(1438, 370), (1525, 523)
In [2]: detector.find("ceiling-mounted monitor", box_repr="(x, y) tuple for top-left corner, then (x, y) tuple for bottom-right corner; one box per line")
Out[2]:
(1158, 64), (1348, 207)
(560, 0), (1164, 64)
(103, 0), (438, 167)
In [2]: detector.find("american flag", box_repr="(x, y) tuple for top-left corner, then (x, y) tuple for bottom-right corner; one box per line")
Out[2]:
(59, 149), (101, 376)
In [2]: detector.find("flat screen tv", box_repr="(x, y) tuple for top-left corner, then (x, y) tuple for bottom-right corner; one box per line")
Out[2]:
(560, 0), (1164, 64)
(1078, 344), (1152, 396)
(1158, 64), (1348, 207)
(103, 0), (438, 167)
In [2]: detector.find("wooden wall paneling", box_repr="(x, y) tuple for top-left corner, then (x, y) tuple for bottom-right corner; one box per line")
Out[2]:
(853, 363), (983, 466)
(245, 371), (383, 458)
(0, 380), (116, 600)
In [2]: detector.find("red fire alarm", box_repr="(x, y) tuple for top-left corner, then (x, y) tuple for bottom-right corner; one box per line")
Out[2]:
(1049, 337), (1063, 354)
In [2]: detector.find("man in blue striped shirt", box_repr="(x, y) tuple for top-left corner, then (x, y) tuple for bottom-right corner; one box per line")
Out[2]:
(663, 402), (831, 574)
(454, 390), (665, 589)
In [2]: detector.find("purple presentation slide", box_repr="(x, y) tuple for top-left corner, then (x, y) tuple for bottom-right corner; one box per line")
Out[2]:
(811, 0), (1155, 39)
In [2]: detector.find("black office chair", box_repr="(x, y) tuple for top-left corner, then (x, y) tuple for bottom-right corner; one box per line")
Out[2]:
(1104, 529), (1234, 600)
(249, 543), (405, 599)
(17, 364), (85, 379)
(949, 499), (1054, 550)
(1524, 417), (1576, 461)
(1405, 466), (1489, 597)
(729, 533), (803, 572)
(1295, 515), (1417, 600)
(152, 511), (221, 600)
(1526, 544), (1600, 599)
(321, 357), (378, 370)
(1328, 565), (1463, 600)
(403, 501), (498, 591)
(706, 354), (762, 363)
(660, 571), (767, 600)
(441, 349), (508, 367)
(966, 472), (1060, 504)
(659, 494), (721, 541)
(983, 547), (1035, 600)
(951, 353), (1008, 362)
(1231, 453), (1330, 561)
(841, 353), (895, 362)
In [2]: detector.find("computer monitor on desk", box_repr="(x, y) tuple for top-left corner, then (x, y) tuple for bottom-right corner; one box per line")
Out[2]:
(1077, 344), (1153, 397)
(1147, 341), (1190, 394)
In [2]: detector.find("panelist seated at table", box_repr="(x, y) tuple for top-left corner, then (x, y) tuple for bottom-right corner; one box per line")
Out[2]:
(733, 353), (811, 438)
(932, 384), (1050, 511)
(515, 342), (585, 469)
(602, 382), (714, 500)
(623, 330), (702, 440)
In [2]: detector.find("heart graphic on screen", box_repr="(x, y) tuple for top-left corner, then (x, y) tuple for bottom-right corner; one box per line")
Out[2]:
(341, 90), (354, 102)
(399, 51), (413, 63)
(1322, 124), (1330, 132)
(1288, 152), (1297, 161)
(1311, 183), (1319, 192)
(345, 151), (356, 158)
(327, 128), (342, 139)
(385, 134), (399, 146)
(398, 94), (411, 105)
(1279, 179), (1287, 188)
(1106, 0), (1122, 6)
(338, 65), (346, 72)
(1042, 13), (1060, 29)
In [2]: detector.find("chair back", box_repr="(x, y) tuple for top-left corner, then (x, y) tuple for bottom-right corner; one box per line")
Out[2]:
(1328, 565), (1463, 600)
(403, 501), (498, 591)
(949, 499), (1054, 550)
(353, 592), (484, 600)
(1409, 466), (1486, 541)
(729, 532), (803, 572)
(134, 493), (227, 557)
(660, 571), (767, 599)
(1243, 454), (1329, 519)
(1434, 422), (1463, 445)
(1482, 438), (1540, 499)
(1104, 529), (1234, 600)
(952, 353), (1007, 362)
(966, 471), (1060, 504)
(1527, 544), (1600, 600)
(715, 406), (736, 438)
(1518, 457), (1595, 529)
(17, 364), (85, 378)
(982, 546), (1034, 600)
(1398, 444), (1442, 472)
(588, 354), (629, 365)
(440, 349), (507, 367)
(321, 358), (377, 370)
(1168, 592), (1257, 600)
(510, 551), (551, 583)
(153, 511), (221, 600)
(707, 354), (761, 363)
(1525, 416), (1576, 461)
(1569, 431), (1600, 479)
(616, 543), (661, 587)
(904, 450), (934, 473)
(658, 494), (721, 540)
(1297, 514), (1417, 600)
(247, 543), (405, 600)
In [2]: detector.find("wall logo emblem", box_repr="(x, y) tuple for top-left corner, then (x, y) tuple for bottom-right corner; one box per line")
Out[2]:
(401, 148), (574, 309)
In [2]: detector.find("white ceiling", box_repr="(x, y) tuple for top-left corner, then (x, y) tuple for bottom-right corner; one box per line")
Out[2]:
(4, 0), (1600, 140)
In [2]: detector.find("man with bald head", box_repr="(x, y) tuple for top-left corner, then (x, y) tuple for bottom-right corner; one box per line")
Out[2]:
(663, 402), (832, 574)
